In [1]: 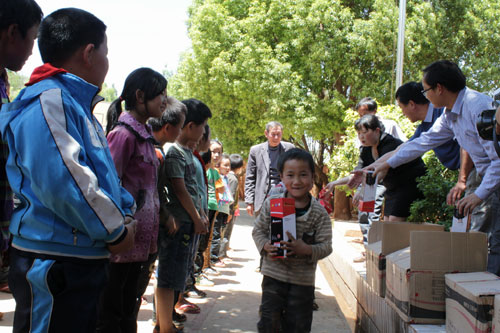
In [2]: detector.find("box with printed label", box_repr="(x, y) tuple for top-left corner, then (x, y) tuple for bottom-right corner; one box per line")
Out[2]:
(270, 197), (296, 258)
(358, 171), (377, 212)
(366, 222), (444, 297)
(385, 231), (488, 324)
(445, 272), (500, 333)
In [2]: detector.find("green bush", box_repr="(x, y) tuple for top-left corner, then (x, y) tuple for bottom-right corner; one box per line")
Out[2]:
(408, 152), (458, 229)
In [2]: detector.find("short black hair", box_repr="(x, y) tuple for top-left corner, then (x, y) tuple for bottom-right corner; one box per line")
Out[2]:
(395, 81), (429, 105)
(0, 0), (43, 38)
(355, 97), (377, 112)
(38, 8), (106, 65)
(423, 60), (466, 93)
(277, 148), (315, 175)
(181, 98), (212, 126)
(354, 114), (385, 132)
(229, 154), (244, 170)
(149, 96), (186, 132)
(200, 150), (212, 165)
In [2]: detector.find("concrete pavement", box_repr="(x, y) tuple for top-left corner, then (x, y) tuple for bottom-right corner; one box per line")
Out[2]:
(0, 208), (350, 332)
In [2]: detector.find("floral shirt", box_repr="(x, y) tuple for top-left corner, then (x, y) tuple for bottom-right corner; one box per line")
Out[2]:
(107, 112), (160, 262)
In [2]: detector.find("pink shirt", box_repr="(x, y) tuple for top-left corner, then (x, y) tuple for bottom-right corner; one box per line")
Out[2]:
(107, 112), (159, 262)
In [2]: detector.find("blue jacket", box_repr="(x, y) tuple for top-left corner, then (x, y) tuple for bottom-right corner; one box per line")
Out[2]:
(0, 70), (135, 259)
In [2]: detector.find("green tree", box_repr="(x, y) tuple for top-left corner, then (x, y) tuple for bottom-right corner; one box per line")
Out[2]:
(169, 0), (500, 192)
(100, 83), (118, 102)
(6, 71), (28, 100)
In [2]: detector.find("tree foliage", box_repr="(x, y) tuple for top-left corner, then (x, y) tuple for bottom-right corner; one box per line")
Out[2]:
(169, 0), (500, 190)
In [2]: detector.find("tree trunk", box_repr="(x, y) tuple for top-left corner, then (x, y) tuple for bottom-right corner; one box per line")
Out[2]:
(333, 187), (351, 220)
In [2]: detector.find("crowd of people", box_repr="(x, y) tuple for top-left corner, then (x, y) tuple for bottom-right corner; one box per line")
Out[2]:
(2, 1), (500, 333)
(0, 2), (332, 332)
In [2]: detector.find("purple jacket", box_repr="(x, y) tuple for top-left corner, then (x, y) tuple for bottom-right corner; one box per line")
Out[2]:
(107, 112), (159, 262)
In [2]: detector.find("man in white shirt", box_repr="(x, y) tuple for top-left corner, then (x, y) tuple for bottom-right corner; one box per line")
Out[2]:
(374, 60), (500, 274)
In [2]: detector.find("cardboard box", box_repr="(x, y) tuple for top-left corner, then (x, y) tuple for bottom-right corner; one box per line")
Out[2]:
(366, 222), (444, 297)
(270, 197), (296, 258)
(493, 294), (500, 333)
(445, 272), (500, 333)
(358, 171), (377, 212)
(408, 324), (446, 333)
(385, 231), (488, 324)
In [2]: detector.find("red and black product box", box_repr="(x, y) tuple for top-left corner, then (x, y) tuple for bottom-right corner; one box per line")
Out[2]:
(358, 171), (378, 212)
(270, 197), (297, 258)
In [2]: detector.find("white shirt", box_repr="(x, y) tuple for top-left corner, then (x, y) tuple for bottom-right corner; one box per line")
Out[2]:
(387, 87), (497, 200)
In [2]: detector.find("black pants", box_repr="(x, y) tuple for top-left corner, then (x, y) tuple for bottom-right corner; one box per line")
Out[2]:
(210, 212), (228, 262)
(133, 252), (158, 318)
(9, 248), (108, 333)
(258, 275), (315, 333)
(96, 261), (143, 333)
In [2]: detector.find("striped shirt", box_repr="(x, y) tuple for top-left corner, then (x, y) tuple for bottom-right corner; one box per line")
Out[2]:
(252, 192), (332, 286)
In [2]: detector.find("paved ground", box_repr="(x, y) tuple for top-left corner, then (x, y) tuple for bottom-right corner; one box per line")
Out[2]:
(0, 208), (350, 333)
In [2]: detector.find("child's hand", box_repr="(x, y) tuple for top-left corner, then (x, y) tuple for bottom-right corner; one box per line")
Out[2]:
(165, 215), (178, 235)
(194, 216), (208, 235)
(263, 241), (279, 259)
(281, 232), (312, 257)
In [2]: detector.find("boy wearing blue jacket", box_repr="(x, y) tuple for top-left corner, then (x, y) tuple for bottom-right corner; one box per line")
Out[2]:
(0, 8), (136, 332)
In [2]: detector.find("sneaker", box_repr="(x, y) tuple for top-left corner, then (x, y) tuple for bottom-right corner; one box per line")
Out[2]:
(196, 274), (215, 287)
(184, 286), (207, 298)
(203, 267), (220, 276)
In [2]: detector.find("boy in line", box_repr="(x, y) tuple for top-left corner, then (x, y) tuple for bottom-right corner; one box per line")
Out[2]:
(220, 153), (244, 259)
(156, 98), (211, 333)
(0, 0), (43, 297)
(148, 96), (186, 329)
(253, 148), (332, 332)
(0, 8), (137, 332)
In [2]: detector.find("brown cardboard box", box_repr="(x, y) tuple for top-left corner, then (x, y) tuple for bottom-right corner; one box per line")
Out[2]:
(366, 222), (444, 297)
(385, 231), (488, 324)
(494, 294), (500, 333)
(445, 272), (500, 333)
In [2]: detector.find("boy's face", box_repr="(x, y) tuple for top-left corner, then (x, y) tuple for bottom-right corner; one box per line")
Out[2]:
(219, 158), (230, 176)
(182, 120), (207, 145)
(4, 23), (39, 72)
(87, 34), (109, 89)
(165, 113), (185, 143)
(280, 159), (313, 201)
(210, 142), (222, 165)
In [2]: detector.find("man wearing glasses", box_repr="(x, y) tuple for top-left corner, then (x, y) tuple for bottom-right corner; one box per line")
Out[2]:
(373, 60), (500, 275)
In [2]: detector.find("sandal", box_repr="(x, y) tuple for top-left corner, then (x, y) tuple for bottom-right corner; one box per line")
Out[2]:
(173, 311), (187, 322)
(0, 283), (11, 293)
(176, 302), (201, 314)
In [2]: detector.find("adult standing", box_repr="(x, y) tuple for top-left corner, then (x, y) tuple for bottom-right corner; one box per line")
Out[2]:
(374, 60), (500, 275)
(245, 121), (294, 217)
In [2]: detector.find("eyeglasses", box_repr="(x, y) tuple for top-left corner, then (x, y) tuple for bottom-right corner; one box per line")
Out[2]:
(421, 86), (433, 98)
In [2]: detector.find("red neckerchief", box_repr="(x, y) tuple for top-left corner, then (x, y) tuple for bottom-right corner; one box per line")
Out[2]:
(26, 63), (67, 86)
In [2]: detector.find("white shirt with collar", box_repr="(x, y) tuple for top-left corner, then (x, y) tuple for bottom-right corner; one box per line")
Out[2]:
(387, 87), (497, 200)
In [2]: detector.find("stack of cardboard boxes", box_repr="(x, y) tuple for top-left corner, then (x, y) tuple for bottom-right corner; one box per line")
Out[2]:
(364, 220), (500, 332)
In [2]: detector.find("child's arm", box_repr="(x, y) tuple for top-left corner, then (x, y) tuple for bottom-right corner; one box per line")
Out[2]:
(170, 177), (208, 234)
(309, 208), (333, 261)
(252, 198), (276, 257)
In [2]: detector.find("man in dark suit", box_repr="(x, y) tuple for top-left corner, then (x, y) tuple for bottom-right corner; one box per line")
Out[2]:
(245, 121), (294, 217)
